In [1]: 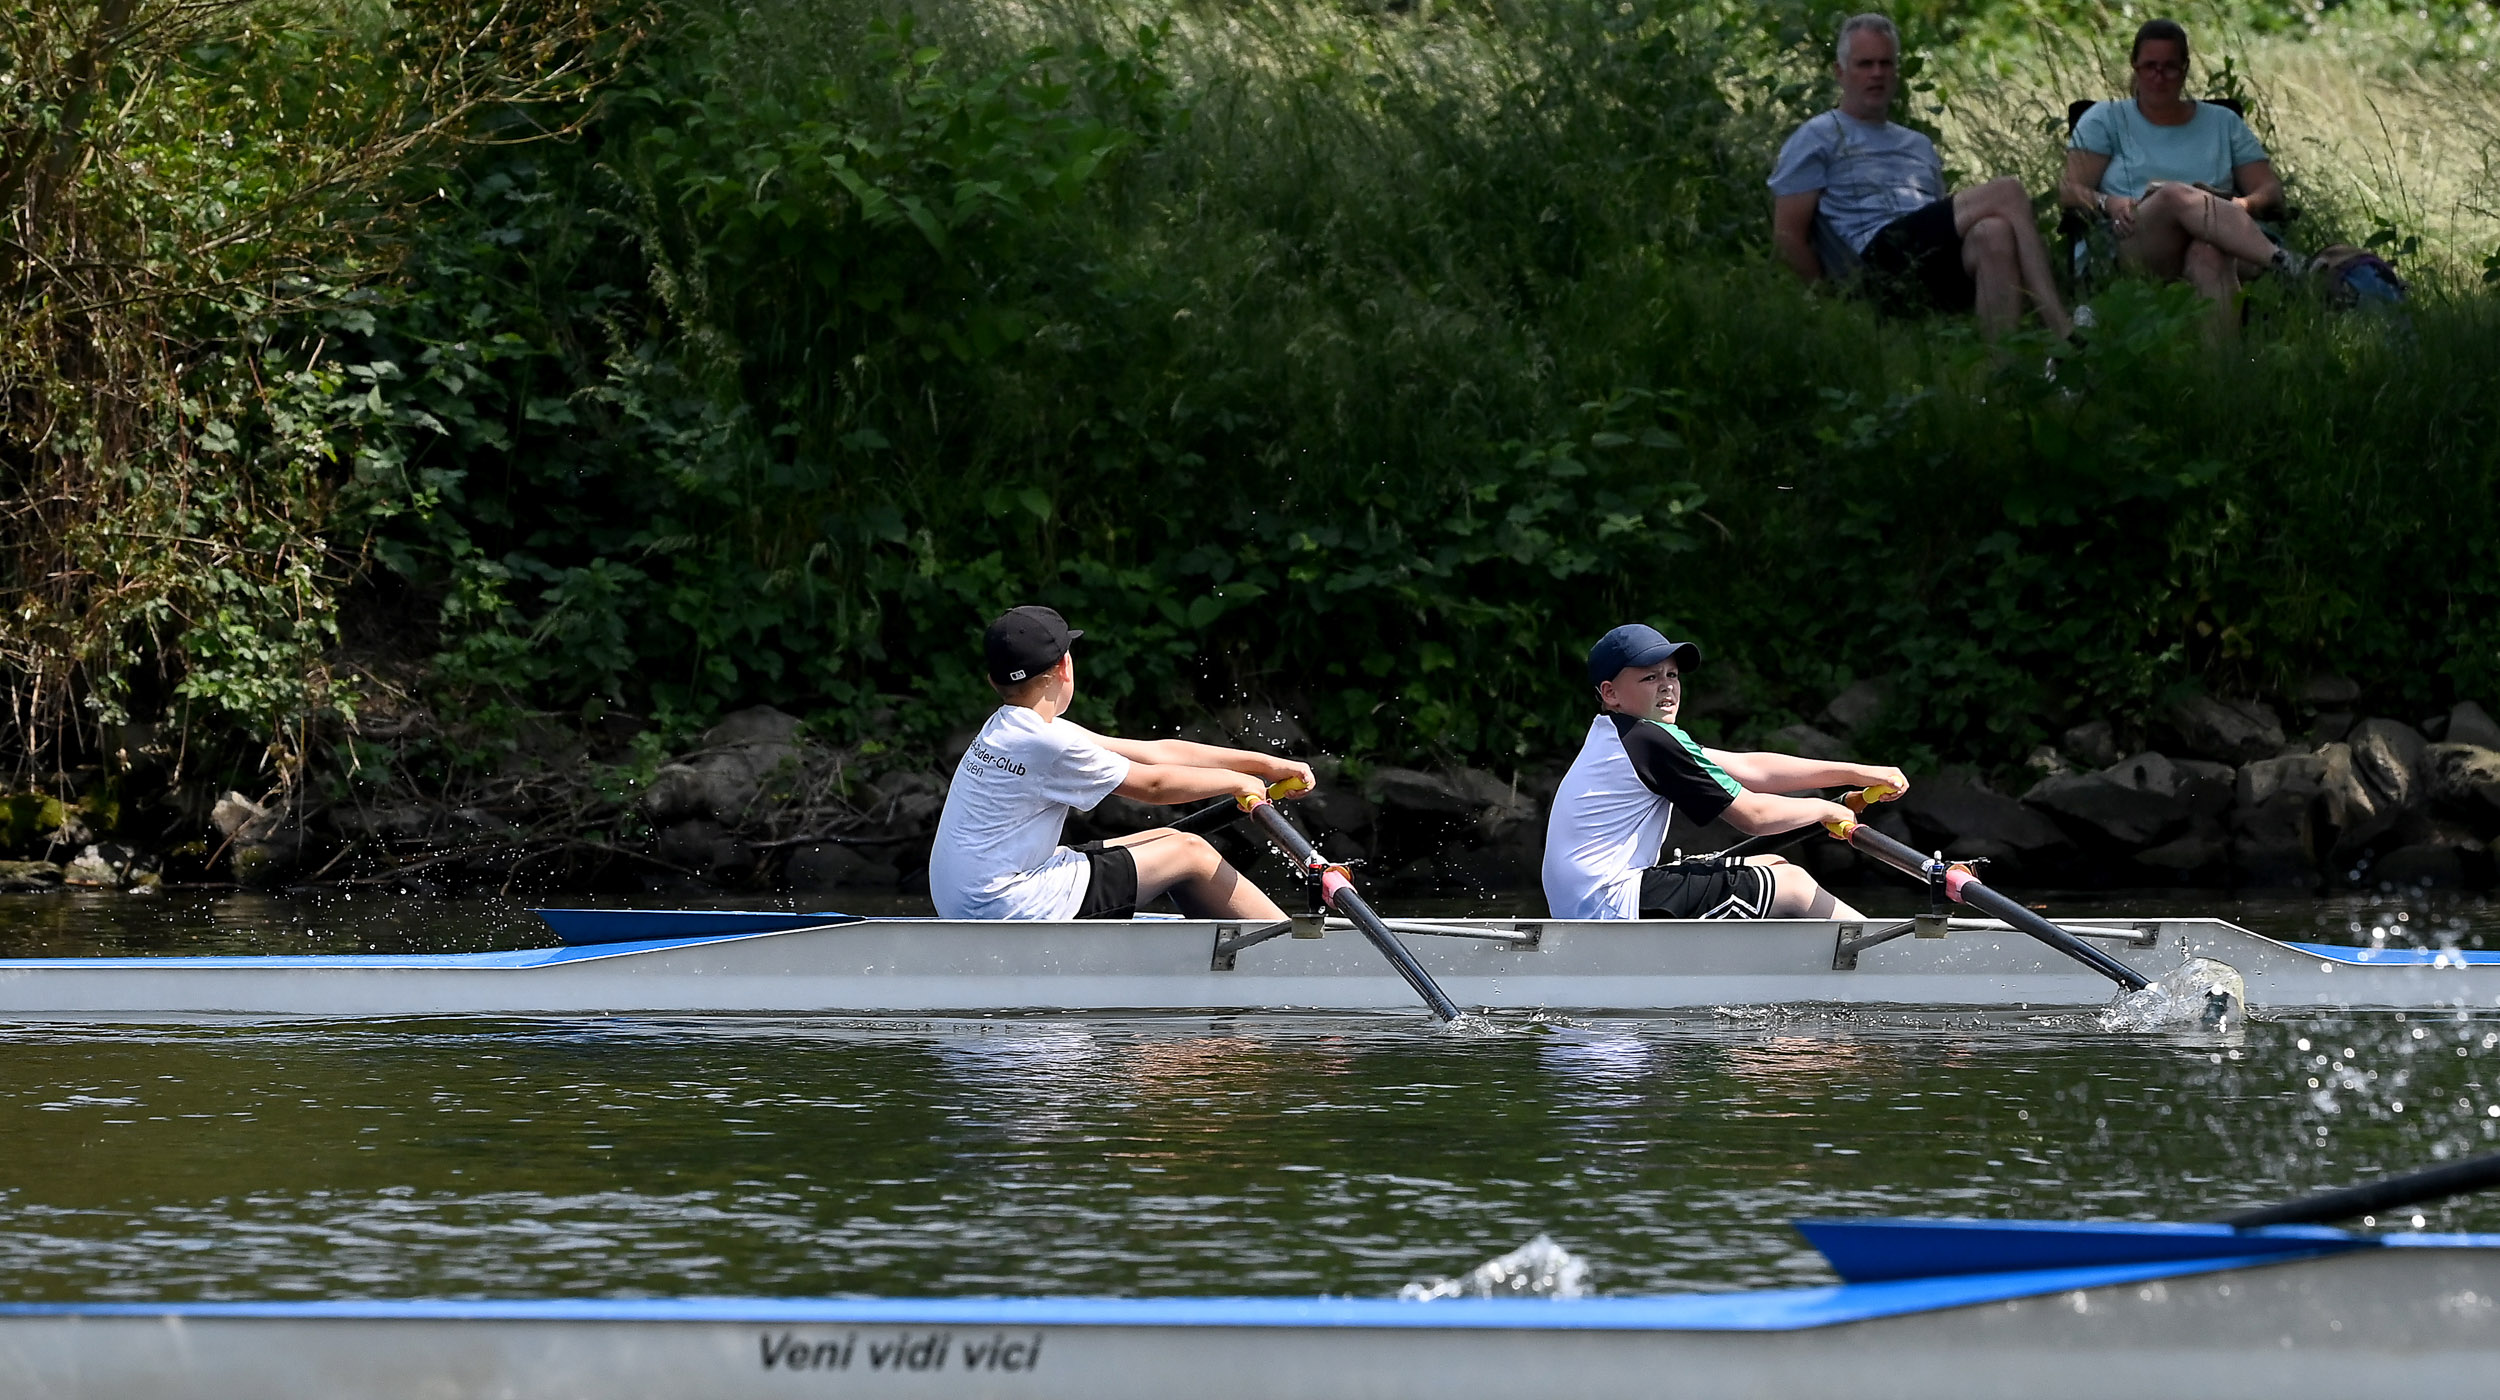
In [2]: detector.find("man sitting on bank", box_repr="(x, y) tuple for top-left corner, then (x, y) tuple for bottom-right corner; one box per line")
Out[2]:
(1769, 13), (2073, 339)
(1543, 624), (1908, 921)
(931, 605), (1316, 922)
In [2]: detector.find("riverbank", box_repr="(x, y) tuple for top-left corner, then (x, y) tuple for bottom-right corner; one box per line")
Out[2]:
(6, 681), (2495, 902)
(7, 0), (2500, 873)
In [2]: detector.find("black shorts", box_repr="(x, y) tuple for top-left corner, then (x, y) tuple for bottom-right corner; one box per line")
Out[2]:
(1861, 197), (1976, 315)
(1637, 855), (1775, 920)
(1071, 841), (1138, 920)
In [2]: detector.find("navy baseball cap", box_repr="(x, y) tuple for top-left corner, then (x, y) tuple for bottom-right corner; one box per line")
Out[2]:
(1586, 623), (1701, 686)
(985, 605), (1083, 684)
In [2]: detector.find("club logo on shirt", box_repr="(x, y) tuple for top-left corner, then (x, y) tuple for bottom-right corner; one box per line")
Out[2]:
(965, 739), (1027, 777)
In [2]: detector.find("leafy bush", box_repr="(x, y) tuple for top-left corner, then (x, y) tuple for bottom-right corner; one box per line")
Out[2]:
(0, 0), (624, 791)
(15, 0), (2500, 811)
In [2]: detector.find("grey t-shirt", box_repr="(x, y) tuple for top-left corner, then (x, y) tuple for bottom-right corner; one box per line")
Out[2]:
(1768, 111), (1947, 253)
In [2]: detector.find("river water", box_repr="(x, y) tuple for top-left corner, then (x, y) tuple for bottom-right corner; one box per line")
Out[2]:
(3, 889), (2497, 1302)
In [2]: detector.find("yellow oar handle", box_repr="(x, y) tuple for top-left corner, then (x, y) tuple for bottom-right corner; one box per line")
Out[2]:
(1236, 777), (1308, 813)
(1824, 815), (1860, 841)
(1843, 781), (1902, 815)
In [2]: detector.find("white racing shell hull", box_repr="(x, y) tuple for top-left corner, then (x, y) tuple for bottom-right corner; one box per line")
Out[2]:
(5, 1244), (2500, 1399)
(0, 915), (2494, 1020)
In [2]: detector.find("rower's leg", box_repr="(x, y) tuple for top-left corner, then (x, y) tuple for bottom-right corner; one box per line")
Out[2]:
(1106, 828), (1287, 921)
(1749, 856), (1864, 920)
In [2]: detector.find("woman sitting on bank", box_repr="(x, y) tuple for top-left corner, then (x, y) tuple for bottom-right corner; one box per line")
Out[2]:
(2059, 19), (2302, 334)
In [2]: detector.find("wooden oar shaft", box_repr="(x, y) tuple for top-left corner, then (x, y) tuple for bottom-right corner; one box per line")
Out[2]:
(1837, 820), (2150, 992)
(1244, 801), (1461, 1022)
(2224, 1150), (2500, 1228)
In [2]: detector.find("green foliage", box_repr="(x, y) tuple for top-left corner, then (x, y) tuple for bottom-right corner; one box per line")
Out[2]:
(632, 14), (1176, 368)
(19, 0), (2500, 800)
(312, 0), (2500, 777)
(0, 0), (626, 779)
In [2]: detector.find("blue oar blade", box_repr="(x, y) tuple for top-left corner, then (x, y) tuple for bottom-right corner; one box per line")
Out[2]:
(533, 908), (861, 946)
(1795, 1217), (2370, 1284)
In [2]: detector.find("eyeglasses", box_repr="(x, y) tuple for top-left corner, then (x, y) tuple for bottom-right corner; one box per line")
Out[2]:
(2133, 59), (2188, 77)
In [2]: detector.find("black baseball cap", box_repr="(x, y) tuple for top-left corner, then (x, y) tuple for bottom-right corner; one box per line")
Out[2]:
(1586, 623), (1701, 686)
(985, 605), (1083, 685)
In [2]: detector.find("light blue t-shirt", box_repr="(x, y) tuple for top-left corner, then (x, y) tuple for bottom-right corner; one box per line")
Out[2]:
(2070, 99), (2268, 200)
(1768, 111), (1947, 254)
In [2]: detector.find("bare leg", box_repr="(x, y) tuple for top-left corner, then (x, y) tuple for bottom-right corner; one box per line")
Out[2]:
(1961, 215), (2020, 339)
(1952, 177), (2072, 337)
(1746, 854), (1864, 920)
(1106, 828), (1285, 920)
(2182, 240), (2241, 341)
(2127, 182), (2278, 265)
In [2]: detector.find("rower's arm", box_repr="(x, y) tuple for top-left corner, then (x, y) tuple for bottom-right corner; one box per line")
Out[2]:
(1706, 750), (1908, 796)
(1114, 762), (1270, 807)
(1096, 735), (1314, 790)
(1722, 790), (1856, 837)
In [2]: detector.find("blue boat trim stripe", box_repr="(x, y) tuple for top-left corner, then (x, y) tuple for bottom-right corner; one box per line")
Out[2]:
(0, 1251), (2432, 1332)
(534, 907), (869, 946)
(2285, 941), (2500, 966)
(0, 930), (804, 972)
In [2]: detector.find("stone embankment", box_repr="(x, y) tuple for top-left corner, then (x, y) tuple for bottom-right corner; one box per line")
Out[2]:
(0, 687), (2494, 899)
(599, 689), (2500, 898)
(1833, 695), (2500, 891)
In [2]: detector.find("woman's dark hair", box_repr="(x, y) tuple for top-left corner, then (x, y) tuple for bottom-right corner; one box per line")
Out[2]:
(2131, 18), (2190, 65)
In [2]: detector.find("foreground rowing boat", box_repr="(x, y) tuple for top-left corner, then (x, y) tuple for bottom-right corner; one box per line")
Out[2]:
(5, 1217), (2496, 1399)
(0, 908), (2491, 1019)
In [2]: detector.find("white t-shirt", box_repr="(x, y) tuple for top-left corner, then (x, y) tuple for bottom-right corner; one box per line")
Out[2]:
(929, 706), (1134, 920)
(1542, 714), (1744, 920)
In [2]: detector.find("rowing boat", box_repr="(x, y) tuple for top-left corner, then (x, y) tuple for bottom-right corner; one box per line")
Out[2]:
(0, 908), (2490, 1019)
(4, 1216), (2494, 1398)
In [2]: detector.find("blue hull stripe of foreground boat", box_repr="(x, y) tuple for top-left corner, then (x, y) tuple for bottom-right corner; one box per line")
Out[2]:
(535, 908), (866, 945)
(0, 932), (789, 971)
(1795, 1217), (2373, 1284)
(0, 1248), (2432, 1333)
(2285, 942), (2500, 966)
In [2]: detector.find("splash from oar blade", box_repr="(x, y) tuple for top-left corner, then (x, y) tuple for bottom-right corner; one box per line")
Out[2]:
(2103, 956), (2246, 1032)
(1825, 789), (2251, 1027)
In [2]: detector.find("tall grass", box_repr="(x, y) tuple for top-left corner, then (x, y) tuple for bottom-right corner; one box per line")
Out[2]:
(1929, 0), (2500, 280)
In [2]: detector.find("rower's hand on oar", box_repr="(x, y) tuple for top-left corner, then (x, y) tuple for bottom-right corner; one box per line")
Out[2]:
(1809, 797), (1862, 838)
(1228, 774), (1278, 810)
(1842, 772), (1910, 813)
(1263, 760), (1318, 797)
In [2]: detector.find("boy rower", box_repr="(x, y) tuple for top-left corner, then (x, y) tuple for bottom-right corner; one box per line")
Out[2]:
(1542, 623), (1908, 921)
(930, 605), (1315, 921)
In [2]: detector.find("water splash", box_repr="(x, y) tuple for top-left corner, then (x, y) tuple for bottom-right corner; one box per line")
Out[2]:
(1438, 1010), (1580, 1038)
(1437, 1011), (1507, 1038)
(1399, 1234), (1590, 1300)
(2101, 956), (2247, 1033)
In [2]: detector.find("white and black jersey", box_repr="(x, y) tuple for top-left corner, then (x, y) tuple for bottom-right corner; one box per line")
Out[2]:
(1542, 713), (1746, 920)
